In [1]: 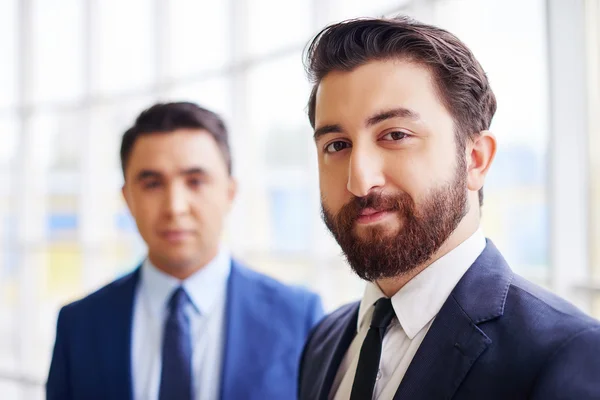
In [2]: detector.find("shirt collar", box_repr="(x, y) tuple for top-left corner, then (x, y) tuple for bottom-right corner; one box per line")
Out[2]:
(357, 229), (486, 339)
(141, 247), (231, 318)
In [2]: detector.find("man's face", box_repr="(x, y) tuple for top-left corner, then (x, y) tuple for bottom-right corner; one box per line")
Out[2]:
(122, 129), (236, 273)
(314, 60), (470, 281)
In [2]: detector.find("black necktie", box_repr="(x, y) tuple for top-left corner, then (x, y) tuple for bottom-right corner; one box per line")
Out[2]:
(350, 297), (396, 400)
(159, 286), (193, 400)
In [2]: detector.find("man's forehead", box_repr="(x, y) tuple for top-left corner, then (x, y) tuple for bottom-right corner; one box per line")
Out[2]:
(127, 145), (212, 177)
(318, 61), (431, 98)
(130, 131), (219, 160)
(318, 59), (432, 87)
(314, 61), (444, 126)
(131, 129), (213, 148)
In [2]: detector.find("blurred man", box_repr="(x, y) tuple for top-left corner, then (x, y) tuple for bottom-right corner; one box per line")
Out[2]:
(47, 102), (323, 400)
(298, 17), (600, 400)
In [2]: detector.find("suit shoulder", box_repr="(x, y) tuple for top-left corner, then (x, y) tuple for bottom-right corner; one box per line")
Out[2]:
(505, 274), (600, 338)
(59, 269), (139, 318)
(311, 301), (359, 339)
(232, 260), (320, 305)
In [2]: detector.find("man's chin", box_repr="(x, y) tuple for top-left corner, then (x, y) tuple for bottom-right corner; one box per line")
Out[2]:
(353, 222), (402, 241)
(153, 250), (195, 269)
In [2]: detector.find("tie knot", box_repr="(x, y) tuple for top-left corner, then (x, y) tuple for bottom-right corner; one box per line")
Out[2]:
(370, 297), (395, 329)
(168, 286), (190, 312)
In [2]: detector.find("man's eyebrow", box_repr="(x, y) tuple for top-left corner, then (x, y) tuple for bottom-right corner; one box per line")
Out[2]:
(313, 108), (421, 140)
(135, 170), (162, 182)
(180, 167), (208, 176)
(366, 107), (422, 127)
(313, 124), (344, 140)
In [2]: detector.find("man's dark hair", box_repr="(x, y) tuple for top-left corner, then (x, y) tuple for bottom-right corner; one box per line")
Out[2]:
(120, 101), (232, 177)
(304, 16), (497, 206)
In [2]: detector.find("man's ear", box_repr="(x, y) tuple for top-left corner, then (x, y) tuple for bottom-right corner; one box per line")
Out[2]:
(226, 177), (238, 211)
(122, 183), (135, 218)
(467, 130), (497, 192)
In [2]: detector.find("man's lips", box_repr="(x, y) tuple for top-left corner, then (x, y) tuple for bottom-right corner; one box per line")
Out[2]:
(160, 229), (194, 242)
(356, 208), (396, 224)
(359, 207), (383, 216)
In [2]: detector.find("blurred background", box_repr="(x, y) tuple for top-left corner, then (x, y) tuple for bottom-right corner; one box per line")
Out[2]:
(0, 0), (599, 398)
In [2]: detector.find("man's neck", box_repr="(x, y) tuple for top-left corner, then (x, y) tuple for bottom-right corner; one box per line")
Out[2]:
(376, 219), (480, 298)
(148, 248), (219, 281)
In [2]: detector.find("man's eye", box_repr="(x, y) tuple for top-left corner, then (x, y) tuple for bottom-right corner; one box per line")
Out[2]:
(324, 141), (351, 154)
(381, 131), (408, 141)
(188, 178), (204, 187)
(144, 181), (161, 189)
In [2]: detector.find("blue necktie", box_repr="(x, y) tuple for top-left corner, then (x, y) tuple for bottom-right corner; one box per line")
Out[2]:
(159, 286), (193, 400)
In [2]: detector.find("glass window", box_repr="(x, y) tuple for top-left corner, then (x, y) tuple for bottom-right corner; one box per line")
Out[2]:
(84, 96), (154, 268)
(89, 95), (158, 172)
(50, 112), (85, 173)
(168, 0), (231, 79)
(0, 0), (17, 108)
(431, 0), (550, 283)
(246, 0), (312, 57)
(245, 54), (315, 255)
(93, 0), (154, 95)
(586, 0), (600, 318)
(246, 55), (312, 156)
(325, 0), (411, 22)
(31, 99), (155, 388)
(167, 77), (232, 122)
(32, 0), (84, 103)
(0, 117), (18, 169)
(0, 117), (17, 373)
(0, 110), (55, 388)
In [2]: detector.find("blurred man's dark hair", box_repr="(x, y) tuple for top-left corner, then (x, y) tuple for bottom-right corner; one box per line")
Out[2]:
(120, 101), (232, 177)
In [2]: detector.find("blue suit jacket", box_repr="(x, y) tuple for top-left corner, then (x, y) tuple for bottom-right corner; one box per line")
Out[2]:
(47, 259), (323, 400)
(299, 241), (600, 400)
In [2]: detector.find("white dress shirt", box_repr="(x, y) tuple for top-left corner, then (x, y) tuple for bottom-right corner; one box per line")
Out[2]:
(132, 248), (231, 400)
(331, 229), (486, 400)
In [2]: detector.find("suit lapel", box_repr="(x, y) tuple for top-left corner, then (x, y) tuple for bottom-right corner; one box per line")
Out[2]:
(98, 268), (140, 400)
(220, 262), (273, 400)
(393, 240), (512, 400)
(220, 263), (246, 400)
(316, 303), (360, 400)
(392, 295), (491, 399)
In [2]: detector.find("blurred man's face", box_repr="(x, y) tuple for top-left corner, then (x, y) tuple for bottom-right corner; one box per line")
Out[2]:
(314, 60), (469, 281)
(122, 129), (236, 278)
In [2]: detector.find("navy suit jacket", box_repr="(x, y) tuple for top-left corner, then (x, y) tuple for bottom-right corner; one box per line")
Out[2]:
(299, 241), (600, 400)
(47, 259), (324, 400)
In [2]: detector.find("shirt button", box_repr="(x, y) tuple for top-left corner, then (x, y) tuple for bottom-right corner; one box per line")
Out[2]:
(376, 369), (382, 381)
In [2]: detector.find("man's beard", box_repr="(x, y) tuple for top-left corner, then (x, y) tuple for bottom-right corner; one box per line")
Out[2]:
(321, 162), (469, 281)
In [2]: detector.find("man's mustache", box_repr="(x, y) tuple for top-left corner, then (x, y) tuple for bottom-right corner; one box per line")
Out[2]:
(338, 193), (404, 221)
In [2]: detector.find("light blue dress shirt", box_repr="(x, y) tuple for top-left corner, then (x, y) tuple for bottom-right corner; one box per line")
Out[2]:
(131, 248), (231, 400)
